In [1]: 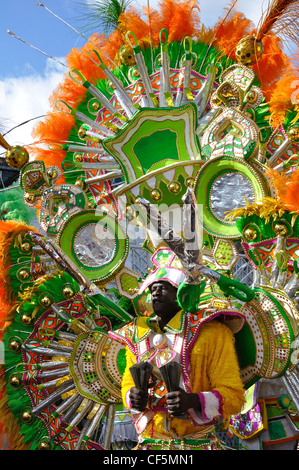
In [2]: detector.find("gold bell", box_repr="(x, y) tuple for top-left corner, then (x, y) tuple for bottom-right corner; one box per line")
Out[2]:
(91, 101), (100, 111)
(19, 269), (30, 280)
(24, 193), (36, 205)
(78, 127), (87, 139)
(235, 35), (264, 66)
(21, 242), (31, 253)
(74, 154), (83, 162)
(132, 67), (140, 78)
(75, 178), (86, 190)
(38, 439), (51, 450)
(246, 90), (258, 104)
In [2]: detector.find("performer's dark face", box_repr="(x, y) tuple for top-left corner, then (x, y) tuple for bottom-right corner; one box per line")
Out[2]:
(150, 281), (180, 324)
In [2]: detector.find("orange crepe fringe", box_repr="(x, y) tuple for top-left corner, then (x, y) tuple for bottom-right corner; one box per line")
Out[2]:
(266, 167), (299, 212)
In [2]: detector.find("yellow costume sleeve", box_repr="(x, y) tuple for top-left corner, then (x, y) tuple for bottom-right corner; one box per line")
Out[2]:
(121, 347), (137, 408)
(189, 320), (245, 421)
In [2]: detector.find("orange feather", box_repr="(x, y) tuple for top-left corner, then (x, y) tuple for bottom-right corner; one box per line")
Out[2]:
(266, 167), (299, 212)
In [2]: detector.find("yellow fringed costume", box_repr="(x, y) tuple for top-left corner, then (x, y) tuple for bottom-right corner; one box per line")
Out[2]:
(111, 309), (245, 450)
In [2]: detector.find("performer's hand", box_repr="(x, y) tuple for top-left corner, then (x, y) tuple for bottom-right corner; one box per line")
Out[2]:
(166, 388), (201, 417)
(129, 387), (149, 412)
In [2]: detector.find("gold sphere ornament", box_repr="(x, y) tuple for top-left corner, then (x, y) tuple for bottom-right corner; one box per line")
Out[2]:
(274, 223), (288, 236)
(46, 168), (58, 180)
(9, 339), (22, 352)
(74, 153), (83, 162)
(40, 296), (52, 308)
(150, 189), (162, 201)
(185, 177), (195, 188)
(91, 101), (100, 111)
(78, 127), (87, 139)
(24, 193), (36, 205)
(75, 178), (86, 190)
(235, 35), (264, 66)
(132, 67), (140, 78)
(168, 181), (181, 194)
(287, 126), (299, 141)
(19, 269), (30, 280)
(119, 45), (136, 66)
(244, 227), (258, 241)
(9, 375), (22, 389)
(38, 439), (51, 450)
(246, 90), (258, 104)
(21, 314), (33, 325)
(6, 145), (29, 169)
(21, 242), (31, 253)
(63, 286), (75, 298)
(22, 410), (33, 424)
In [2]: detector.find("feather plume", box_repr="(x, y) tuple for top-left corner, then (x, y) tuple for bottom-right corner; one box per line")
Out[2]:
(265, 167), (299, 212)
(252, 33), (290, 101)
(148, 0), (201, 44)
(269, 46), (299, 127)
(213, 3), (254, 59)
(255, 0), (299, 45)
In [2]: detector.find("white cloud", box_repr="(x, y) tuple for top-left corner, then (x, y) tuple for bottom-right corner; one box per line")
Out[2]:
(0, 59), (66, 149)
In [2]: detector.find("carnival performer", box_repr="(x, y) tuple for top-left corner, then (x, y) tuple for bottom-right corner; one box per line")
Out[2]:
(110, 248), (246, 450)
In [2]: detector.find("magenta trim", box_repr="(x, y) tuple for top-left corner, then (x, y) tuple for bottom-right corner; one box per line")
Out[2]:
(180, 311), (244, 395)
(125, 390), (132, 409)
(180, 315), (192, 393)
(198, 392), (207, 421)
(211, 390), (223, 417)
(197, 391), (222, 422)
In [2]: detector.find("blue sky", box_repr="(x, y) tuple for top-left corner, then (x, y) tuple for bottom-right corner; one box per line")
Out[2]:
(1, 0), (267, 77)
(0, 0), (277, 147)
(1, 0), (83, 78)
